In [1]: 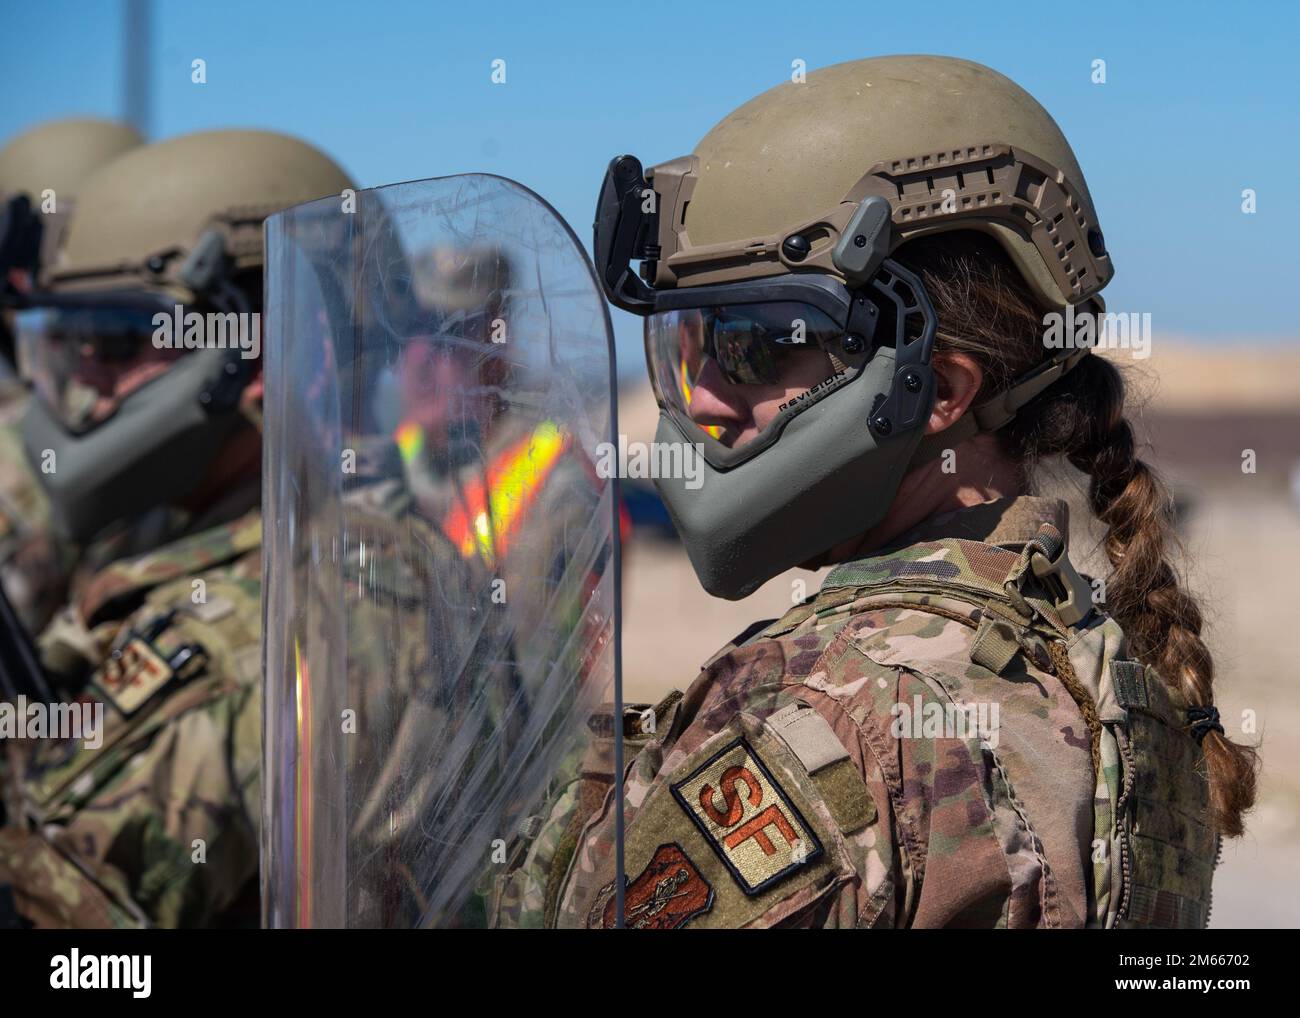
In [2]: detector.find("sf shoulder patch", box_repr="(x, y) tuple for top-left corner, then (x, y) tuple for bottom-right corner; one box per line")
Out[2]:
(598, 843), (714, 929)
(671, 737), (823, 896)
(93, 636), (175, 716)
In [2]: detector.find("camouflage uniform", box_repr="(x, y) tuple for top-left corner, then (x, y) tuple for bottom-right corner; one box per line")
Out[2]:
(0, 409), (76, 635)
(0, 508), (262, 928)
(0, 119), (145, 634)
(499, 496), (1219, 928)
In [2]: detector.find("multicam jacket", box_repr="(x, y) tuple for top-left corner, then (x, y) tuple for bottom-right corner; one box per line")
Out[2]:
(0, 413), (76, 635)
(0, 509), (262, 928)
(501, 496), (1219, 929)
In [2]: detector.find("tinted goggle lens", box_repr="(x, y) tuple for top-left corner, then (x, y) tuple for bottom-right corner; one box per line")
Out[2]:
(646, 301), (845, 449)
(650, 302), (842, 385)
(15, 304), (177, 434)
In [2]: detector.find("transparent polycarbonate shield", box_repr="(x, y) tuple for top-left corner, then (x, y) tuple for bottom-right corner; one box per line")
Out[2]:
(261, 175), (621, 928)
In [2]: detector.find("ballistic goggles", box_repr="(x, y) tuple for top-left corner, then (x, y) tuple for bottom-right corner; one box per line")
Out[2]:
(599, 156), (936, 467)
(643, 268), (939, 466)
(597, 153), (1099, 470)
(15, 292), (186, 435)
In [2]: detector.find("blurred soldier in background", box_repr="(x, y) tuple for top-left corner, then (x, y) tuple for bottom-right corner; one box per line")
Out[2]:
(373, 242), (614, 926)
(0, 129), (352, 927)
(260, 175), (620, 928)
(395, 243), (608, 695)
(0, 118), (143, 634)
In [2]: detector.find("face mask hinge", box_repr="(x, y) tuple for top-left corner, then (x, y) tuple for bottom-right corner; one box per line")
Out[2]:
(864, 259), (937, 438)
(593, 155), (660, 313)
(175, 228), (231, 296)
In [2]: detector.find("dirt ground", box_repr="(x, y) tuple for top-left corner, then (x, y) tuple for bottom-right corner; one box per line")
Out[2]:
(1185, 490), (1300, 927)
(617, 341), (1300, 928)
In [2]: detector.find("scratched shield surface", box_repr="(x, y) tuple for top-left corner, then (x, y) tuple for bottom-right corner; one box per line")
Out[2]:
(261, 175), (620, 928)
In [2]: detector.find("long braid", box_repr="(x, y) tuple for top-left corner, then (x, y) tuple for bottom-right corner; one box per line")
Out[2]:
(901, 231), (1259, 837)
(1013, 355), (1257, 835)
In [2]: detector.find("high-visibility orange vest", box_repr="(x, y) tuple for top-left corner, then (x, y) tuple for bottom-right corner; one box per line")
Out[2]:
(427, 420), (570, 566)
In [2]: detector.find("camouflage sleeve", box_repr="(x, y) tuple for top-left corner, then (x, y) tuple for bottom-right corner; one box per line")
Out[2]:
(0, 421), (74, 634)
(0, 825), (137, 927)
(489, 697), (676, 929)
(552, 605), (1053, 928)
(4, 552), (262, 928)
(555, 684), (891, 928)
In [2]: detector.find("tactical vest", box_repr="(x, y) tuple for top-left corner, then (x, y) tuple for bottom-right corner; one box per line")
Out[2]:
(790, 521), (1219, 928)
(540, 521), (1219, 930)
(10, 512), (262, 926)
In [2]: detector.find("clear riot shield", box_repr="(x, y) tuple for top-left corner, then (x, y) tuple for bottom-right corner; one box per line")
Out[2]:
(261, 175), (622, 928)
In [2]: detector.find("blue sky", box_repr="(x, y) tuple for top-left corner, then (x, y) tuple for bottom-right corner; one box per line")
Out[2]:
(3, 0), (1297, 371)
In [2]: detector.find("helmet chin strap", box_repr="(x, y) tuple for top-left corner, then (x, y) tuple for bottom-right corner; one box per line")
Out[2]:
(913, 344), (1091, 465)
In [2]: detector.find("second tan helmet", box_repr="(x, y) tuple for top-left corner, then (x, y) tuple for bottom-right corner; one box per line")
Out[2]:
(19, 129), (354, 542)
(45, 128), (353, 295)
(0, 118), (144, 203)
(0, 118), (144, 361)
(0, 117), (145, 268)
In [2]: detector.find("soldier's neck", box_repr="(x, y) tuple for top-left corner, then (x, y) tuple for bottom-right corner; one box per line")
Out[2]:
(823, 433), (1022, 565)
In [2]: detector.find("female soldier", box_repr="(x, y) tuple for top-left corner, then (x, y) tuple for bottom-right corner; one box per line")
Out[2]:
(510, 54), (1257, 929)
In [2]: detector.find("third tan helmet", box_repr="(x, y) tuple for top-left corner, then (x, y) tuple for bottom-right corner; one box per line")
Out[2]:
(0, 118), (144, 361)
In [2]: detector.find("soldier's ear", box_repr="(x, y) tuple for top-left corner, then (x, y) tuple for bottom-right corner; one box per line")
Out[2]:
(924, 352), (984, 436)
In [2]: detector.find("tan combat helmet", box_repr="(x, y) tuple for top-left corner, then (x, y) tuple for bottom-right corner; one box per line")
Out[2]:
(0, 118), (144, 291)
(0, 117), (143, 206)
(593, 56), (1114, 599)
(20, 129), (355, 544)
(645, 55), (1112, 311)
(44, 128), (353, 297)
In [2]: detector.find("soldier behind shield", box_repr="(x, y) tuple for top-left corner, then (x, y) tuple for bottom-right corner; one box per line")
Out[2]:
(261, 178), (620, 928)
(0, 130), (353, 928)
(0, 119), (144, 636)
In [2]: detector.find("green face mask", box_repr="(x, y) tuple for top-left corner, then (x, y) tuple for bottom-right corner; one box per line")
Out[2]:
(636, 262), (939, 599)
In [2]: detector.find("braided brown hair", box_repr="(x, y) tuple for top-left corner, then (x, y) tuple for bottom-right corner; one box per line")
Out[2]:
(897, 231), (1258, 837)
